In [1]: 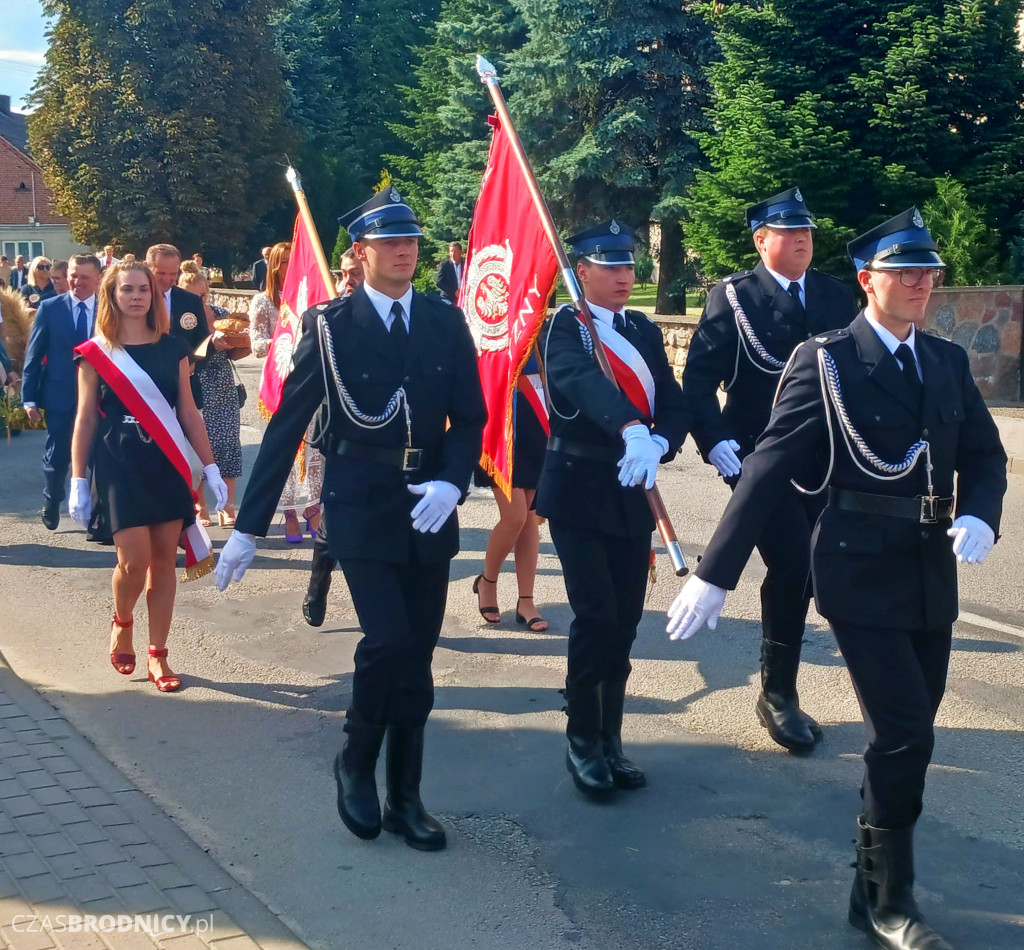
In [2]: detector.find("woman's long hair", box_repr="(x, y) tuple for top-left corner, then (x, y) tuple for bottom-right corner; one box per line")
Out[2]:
(27, 256), (52, 286)
(265, 241), (291, 308)
(95, 262), (169, 346)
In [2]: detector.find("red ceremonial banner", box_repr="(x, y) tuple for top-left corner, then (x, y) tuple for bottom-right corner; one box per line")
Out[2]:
(257, 213), (333, 420)
(460, 115), (558, 497)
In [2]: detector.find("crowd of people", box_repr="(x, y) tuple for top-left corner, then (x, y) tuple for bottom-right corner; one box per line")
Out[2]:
(0, 182), (1009, 950)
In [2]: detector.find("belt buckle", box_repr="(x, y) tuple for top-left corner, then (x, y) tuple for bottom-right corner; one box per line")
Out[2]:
(919, 495), (938, 524)
(402, 447), (422, 472)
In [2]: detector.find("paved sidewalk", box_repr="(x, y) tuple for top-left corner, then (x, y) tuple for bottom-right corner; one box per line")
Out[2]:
(0, 653), (306, 950)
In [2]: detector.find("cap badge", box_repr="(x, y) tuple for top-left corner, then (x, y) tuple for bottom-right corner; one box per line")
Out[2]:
(794, 188), (803, 202)
(913, 208), (924, 228)
(389, 187), (401, 203)
(609, 219), (621, 235)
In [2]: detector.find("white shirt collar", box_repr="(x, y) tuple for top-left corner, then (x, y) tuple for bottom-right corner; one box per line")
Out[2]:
(764, 265), (806, 298)
(70, 292), (96, 313)
(362, 280), (414, 330)
(864, 311), (917, 359)
(163, 287), (173, 311)
(585, 299), (624, 328)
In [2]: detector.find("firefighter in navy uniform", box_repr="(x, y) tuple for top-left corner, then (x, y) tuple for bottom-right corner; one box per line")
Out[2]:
(682, 187), (858, 753)
(667, 208), (1007, 950)
(536, 220), (688, 797)
(215, 189), (486, 852)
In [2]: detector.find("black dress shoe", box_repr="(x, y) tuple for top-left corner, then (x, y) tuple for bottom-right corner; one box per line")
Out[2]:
(564, 685), (615, 797)
(600, 679), (646, 789)
(41, 504), (59, 531)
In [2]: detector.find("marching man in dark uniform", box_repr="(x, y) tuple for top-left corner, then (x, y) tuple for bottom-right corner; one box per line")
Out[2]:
(537, 220), (688, 797)
(683, 187), (857, 752)
(667, 209), (1007, 949)
(216, 189), (486, 852)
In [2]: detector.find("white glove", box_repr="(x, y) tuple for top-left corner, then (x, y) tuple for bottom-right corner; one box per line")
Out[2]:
(69, 477), (92, 527)
(408, 480), (460, 533)
(946, 515), (995, 565)
(617, 424), (665, 490)
(215, 530), (256, 590)
(708, 439), (742, 478)
(203, 463), (229, 511)
(666, 575), (727, 641)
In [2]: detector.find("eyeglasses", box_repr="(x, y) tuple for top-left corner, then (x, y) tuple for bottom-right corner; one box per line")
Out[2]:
(36, 264), (51, 271)
(872, 266), (945, 288)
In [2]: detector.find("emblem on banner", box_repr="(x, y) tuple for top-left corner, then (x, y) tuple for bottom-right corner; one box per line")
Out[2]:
(180, 312), (198, 330)
(463, 241), (513, 353)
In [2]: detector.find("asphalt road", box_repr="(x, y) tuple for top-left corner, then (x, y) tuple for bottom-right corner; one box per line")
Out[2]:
(0, 355), (1021, 950)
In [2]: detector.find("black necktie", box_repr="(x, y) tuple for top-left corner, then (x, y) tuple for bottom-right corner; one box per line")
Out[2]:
(894, 343), (921, 399)
(787, 281), (803, 310)
(613, 312), (626, 334)
(76, 301), (89, 341)
(390, 301), (407, 359)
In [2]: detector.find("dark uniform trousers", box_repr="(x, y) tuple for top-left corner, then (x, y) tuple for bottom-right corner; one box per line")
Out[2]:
(536, 306), (689, 689)
(42, 410), (75, 505)
(694, 314), (1006, 828)
(685, 263), (857, 658)
(235, 286), (485, 729)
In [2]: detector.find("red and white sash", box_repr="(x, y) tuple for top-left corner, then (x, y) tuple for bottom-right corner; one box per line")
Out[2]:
(516, 371), (550, 436)
(577, 315), (656, 418)
(74, 338), (213, 582)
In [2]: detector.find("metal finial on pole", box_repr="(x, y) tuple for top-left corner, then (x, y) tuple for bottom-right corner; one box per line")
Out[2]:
(284, 166), (338, 301)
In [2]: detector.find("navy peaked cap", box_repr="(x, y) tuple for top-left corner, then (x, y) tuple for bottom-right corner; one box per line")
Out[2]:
(848, 208), (944, 270)
(339, 187), (423, 241)
(568, 218), (635, 265)
(746, 187), (817, 232)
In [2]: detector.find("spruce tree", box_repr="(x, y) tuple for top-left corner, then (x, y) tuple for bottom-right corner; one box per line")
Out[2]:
(29, 0), (292, 270)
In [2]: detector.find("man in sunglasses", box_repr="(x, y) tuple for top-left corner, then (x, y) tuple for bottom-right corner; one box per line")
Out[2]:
(666, 207), (1006, 949)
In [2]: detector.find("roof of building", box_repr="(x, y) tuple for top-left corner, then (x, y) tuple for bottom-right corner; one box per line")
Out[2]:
(0, 96), (28, 154)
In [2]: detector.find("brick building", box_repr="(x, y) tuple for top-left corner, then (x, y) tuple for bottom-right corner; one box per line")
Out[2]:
(0, 94), (90, 263)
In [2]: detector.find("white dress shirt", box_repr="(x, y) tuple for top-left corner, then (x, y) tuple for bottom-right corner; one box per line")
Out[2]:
(764, 265), (806, 307)
(864, 312), (921, 379)
(363, 281), (413, 332)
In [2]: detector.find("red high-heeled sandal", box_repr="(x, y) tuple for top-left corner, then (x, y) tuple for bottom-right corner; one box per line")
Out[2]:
(110, 614), (135, 675)
(147, 647), (181, 693)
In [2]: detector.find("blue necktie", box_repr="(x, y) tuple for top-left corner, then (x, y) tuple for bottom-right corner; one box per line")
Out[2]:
(613, 312), (626, 334)
(75, 301), (89, 341)
(390, 301), (407, 359)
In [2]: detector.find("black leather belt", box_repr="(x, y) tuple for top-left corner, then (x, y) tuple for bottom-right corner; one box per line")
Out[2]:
(547, 437), (619, 462)
(331, 440), (422, 472)
(829, 488), (954, 524)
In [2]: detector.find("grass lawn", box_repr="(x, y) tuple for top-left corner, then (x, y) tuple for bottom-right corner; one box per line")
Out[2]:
(553, 283), (703, 317)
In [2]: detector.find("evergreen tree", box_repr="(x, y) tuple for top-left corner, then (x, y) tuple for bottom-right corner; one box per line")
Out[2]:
(686, 0), (1024, 281)
(389, 0), (527, 257)
(29, 0), (292, 272)
(506, 0), (714, 311)
(272, 0), (440, 243)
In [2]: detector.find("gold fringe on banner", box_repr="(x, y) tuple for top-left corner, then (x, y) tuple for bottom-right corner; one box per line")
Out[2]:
(256, 396), (273, 423)
(181, 555), (215, 583)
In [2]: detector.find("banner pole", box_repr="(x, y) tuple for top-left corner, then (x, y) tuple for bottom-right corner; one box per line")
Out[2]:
(476, 56), (687, 577)
(285, 166), (339, 301)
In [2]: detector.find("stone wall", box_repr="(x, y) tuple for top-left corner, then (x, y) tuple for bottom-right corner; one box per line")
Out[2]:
(923, 286), (1022, 400)
(651, 314), (699, 380)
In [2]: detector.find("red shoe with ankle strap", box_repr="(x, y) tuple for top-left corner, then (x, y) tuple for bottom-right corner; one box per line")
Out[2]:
(110, 615), (135, 676)
(147, 647), (181, 692)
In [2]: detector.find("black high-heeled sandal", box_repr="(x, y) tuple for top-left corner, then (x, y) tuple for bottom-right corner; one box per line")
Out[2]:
(515, 595), (548, 632)
(472, 573), (500, 623)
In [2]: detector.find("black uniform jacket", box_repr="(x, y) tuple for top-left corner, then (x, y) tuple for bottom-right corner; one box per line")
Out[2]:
(235, 286), (486, 565)
(167, 286), (210, 409)
(684, 262), (857, 459)
(695, 313), (1007, 630)
(535, 305), (689, 538)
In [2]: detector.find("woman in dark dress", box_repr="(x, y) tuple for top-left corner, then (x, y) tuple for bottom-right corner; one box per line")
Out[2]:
(70, 262), (227, 692)
(472, 353), (549, 630)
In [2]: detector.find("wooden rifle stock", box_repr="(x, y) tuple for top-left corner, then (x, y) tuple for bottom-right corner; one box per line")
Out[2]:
(476, 56), (687, 576)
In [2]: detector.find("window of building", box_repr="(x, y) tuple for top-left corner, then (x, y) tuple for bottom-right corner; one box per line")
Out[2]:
(1, 241), (45, 259)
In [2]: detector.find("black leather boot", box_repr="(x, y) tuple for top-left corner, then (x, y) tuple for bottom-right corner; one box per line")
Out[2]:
(381, 725), (446, 851)
(849, 817), (953, 949)
(756, 637), (821, 753)
(600, 679), (646, 789)
(332, 720), (386, 840)
(564, 685), (615, 796)
(302, 535), (336, 627)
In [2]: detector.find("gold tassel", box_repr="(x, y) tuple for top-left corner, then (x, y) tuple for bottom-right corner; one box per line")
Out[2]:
(256, 397), (273, 423)
(646, 545), (658, 602)
(180, 555), (215, 583)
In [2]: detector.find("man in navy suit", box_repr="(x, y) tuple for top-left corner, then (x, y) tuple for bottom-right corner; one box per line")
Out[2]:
(9, 255), (29, 290)
(251, 246), (270, 291)
(22, 253), (102, 529)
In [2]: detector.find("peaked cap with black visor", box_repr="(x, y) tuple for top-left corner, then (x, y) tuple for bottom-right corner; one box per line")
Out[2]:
(339, 187), (424, 242)
(745, 187), (817, 232)
(568, 218), (636, 265)
(847, 207), (945, 271)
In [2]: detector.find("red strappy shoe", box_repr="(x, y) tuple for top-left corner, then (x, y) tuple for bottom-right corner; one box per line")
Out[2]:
(110, 615), (135, 676)
(147, 647), (181, 693)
